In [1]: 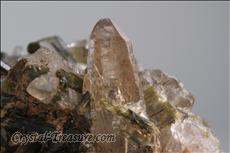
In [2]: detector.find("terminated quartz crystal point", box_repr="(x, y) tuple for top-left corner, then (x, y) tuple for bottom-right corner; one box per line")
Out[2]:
(26, 48), (82, 109)
(140, 69), (195, 111)
(83, 18), (146, 153)
(85, 18), (142, 102)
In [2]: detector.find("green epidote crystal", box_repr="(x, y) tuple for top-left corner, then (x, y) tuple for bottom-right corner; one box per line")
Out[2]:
(144, 86), (177, 128)
(100, 99), (159, 134)
(56, 69), (83, 93)
(100, 99), (160, 153)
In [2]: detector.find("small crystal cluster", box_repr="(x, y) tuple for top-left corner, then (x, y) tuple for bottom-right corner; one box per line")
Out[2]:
(1, 18), (221, 153)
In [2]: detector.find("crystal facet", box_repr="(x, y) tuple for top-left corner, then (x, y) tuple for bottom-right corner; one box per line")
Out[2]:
(26, 48), (82, 109)
(160, 111), (221, 153)
(83, 18), (143, 153)
(67, 40), (89, 64)
(140, 69), (195, 111)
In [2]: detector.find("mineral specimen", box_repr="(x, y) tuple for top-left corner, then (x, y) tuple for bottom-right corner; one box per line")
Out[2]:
(140, 71), (221, 153)
(0, 18), (221, 153)
(1, 54), (91, 153)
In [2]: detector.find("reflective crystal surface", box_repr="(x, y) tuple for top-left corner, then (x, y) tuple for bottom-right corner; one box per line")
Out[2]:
(26, 48), (82, 109)
(67, 40), (89, 64)
(144, 86), (177, 128)
(140, 70), (221, 153)
(140, 69), (195, 111)
(26, 75), (59, 102)
(1, 46), (24, 67)
(67, 40), (88, 76)
(83, 18), (144, 153)
(27, 36), (76, 62)
(160, 111), (221, 153)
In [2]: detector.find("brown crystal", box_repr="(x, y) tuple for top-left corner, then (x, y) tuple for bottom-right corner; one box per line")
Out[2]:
(83, 18), (142, 153)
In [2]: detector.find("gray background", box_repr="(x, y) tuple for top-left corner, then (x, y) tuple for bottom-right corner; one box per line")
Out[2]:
(1, 2), (229, 152)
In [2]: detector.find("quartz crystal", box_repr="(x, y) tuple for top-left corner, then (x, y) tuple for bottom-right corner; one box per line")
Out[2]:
(143, 85), (221, 153)
(67, 40), (88, 76)
(27, 36), (75, 62)
(1, 46), (23, 67)
(140, 69), (195, 111)
(26, 48), (82, 109)
(85, 18), (141, 103)
(100, 99), (161, 153)
(27, 37), (87, 76)
(160, 111), (221, 153)
(144, 86), (177, 128)
(67, 40), (89, 64)
(83, 18), (144, 153)
(1, 58), (90, 153)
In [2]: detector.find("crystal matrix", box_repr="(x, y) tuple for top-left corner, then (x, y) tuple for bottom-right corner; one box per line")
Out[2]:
(0, 18), (221, 153)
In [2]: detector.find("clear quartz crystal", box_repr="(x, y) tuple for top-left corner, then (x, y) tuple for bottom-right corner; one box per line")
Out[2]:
(140, 69), (195, 111)
(26, 75), (59, 102)
(57, 88), (81, 110)
(140, 69), (221, 152)
(26, 48), (81, 108)
(160, 111), (221, 153)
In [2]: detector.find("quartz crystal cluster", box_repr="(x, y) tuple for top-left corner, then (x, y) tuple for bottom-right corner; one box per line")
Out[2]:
(1, 18), (221, 153)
